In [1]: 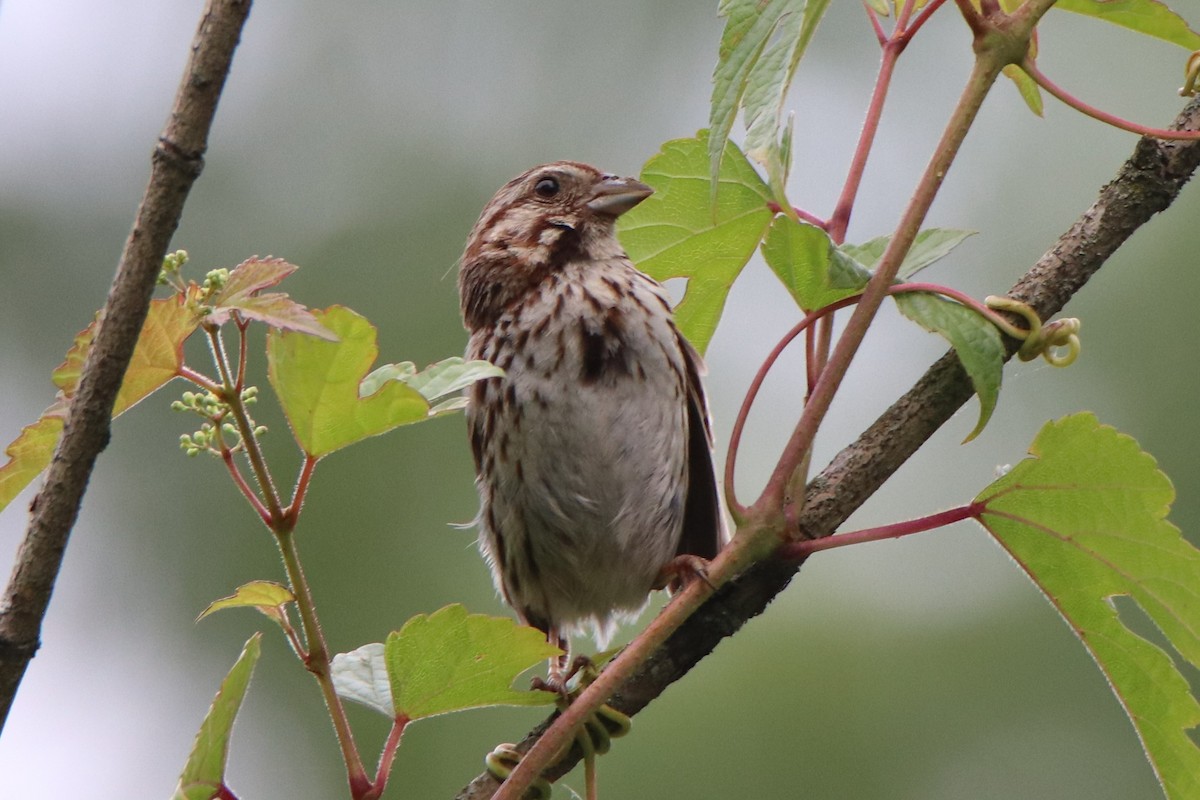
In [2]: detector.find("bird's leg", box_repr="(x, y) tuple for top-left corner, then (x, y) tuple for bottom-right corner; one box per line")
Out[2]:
(653, 554), (715, 595)
(530, 628), (571, 695)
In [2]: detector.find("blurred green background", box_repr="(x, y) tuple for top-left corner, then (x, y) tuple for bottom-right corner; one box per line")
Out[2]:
(2, 2), (1198, 798)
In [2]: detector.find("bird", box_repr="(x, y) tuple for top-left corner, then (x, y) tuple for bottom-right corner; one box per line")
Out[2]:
(458, 161), (724, 683)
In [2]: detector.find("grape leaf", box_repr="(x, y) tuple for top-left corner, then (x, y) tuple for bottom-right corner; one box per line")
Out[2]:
(0, 413), (64, 514)
(53, 296), (200, 416)
(740, 0), (831, 195)
(384, 604), (560, 720)
(761, 215), (868, 312)
(894, 291), (1003, 442)
(208, 257), (336, 341)
(171, 634), (261, 800)
(977, 414), (1200, 800)
(0, 296), (199, 512)
(197, 581), (294, 629)
(618, 133), (774, 354)
(359, 357), (504, 415)
(710, 0), (831, 185)
(839, 227), (976, 280)
(1054, 0), (1200, 50)
(332, 642), (393, 718)
(266, 306), (432, 458)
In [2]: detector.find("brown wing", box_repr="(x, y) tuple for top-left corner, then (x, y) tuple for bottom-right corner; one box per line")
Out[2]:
(676, 331), (725, 560)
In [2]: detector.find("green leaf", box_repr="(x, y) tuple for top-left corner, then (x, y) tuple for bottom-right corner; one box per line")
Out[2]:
(893, 291), (1003, 442)
(618, 133), (774, 354)
(761, 215), (868, 312)
(332, 642), (393, 718)
(976, 414), (1200, 800)
(266, 306), (432, 458)
(1054, 0), (1200, 50)
(1003, 64), (1044, 117)
(171, 634), (261, 800)
(710, 0), (791, 181)
(0, 412), (64, 513)
(197, 581), (294, 629)
(740, 0), (832, 195)
(384, 604), (560, 721)
(360, 357), (504, 415)
(839, 228), (976, 280)
(209, 257), (337, 340)
(0, 296), (200, 513)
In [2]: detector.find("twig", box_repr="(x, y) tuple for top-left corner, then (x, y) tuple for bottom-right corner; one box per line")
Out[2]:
(0, 0), (252, 731)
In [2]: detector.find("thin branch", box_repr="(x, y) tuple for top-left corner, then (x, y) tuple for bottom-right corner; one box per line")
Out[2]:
(725, 296), (860, 517)
(0, 0), (252, 730)
(1023, 58), (1200, 141)
(276, 528), (371, 795)
(827, 21), (906, 242)
(780, 503), (982, 558)
(906, 0), (951, 40)
(220, 443), (271, 526)
(206, 325), (284, 522)
(455, 92), (1200, 800)
(365, 717), (409, 800)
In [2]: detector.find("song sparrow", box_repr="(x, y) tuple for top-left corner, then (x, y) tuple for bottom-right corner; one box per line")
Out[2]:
(458, 162), (724, 666)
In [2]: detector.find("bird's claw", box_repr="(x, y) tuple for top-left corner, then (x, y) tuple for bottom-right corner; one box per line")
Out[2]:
(653, 554), (715, 594)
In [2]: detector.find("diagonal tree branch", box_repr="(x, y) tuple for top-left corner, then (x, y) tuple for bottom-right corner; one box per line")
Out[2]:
(0, 0), (253, 730)
(455, 95), (1200, 799)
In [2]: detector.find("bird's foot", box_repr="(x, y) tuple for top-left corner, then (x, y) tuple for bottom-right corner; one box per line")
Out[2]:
(653, 554), (715, 595)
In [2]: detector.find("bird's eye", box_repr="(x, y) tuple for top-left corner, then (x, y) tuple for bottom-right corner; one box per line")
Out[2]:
(534, 177), (560, 198)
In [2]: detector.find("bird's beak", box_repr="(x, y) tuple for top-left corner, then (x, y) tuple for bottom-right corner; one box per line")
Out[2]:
(587, 176), (654, 216)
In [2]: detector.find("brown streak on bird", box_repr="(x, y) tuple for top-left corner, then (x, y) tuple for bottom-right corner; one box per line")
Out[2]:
(458, 162), (725, 682)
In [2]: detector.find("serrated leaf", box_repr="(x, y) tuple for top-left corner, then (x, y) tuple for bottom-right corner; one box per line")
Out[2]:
(214, 256), (297, 301)
(0, 412), (64, 513)
(197, 581), (294, 628)
(359, 358), (503, 406)
(1054, 0), (1200, 50)
(839, 228), (976, 280)
(710, 0), (794, 181)
(54, 296), (200, 416)
(171, 634), (261, 800)
(976, 414), (1200, 800)
(266, 306), (432, 458)
(209, 257), (336, 340)
(0, 297), (199, 513)
(384, 604), (560, 720)
(332, 642), (393, 718)
(741, 0), (832, 194)
(217, 293), (338, 341)
(761, 215), (868, 311)
(894, 291), (1003, 442)
(618, 133), (774, 354)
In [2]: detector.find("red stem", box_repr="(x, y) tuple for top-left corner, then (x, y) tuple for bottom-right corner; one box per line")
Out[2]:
(780, 503), (983, 559)
(1024, 58), (1200, 141)
(864, 1), (887, 47)
(724, 295), (862, 518)
(178, 364), (223, 394)
(767, 201), (827, 229)
(221, 445), (271, 525)
(363, 717), (409, 800)
(234, 317), (249, 391)
(284, 453), (319, 526)
(905, 0), (950, 41)
(828, 7), (908, 243)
